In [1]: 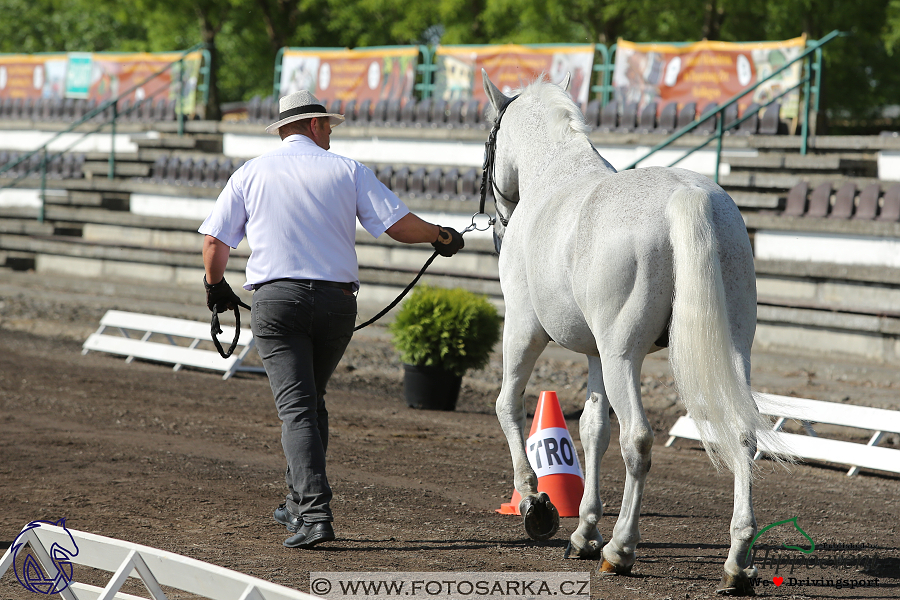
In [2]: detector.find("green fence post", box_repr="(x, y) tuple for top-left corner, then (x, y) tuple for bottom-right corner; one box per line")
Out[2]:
(177, 58), (185, 137)
(812, 46), (824, 133)
(714, 111), (724, 185)
(273, 47), (285, 98)
(39, 148), (47, 223)
(108, 101), (117, 179)
(603, 44), (616, 106)
(800, 52), (813, 156)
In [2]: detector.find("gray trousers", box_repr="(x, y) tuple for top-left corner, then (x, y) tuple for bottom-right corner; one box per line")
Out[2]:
(251, 280), (357, 523)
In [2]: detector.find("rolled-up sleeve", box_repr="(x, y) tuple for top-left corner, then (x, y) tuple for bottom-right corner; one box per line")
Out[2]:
(354, 164), (409, 238)
(198, 169), (249, 248)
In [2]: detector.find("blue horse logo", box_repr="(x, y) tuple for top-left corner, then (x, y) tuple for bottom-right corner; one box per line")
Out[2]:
(12, 519), (79, 595)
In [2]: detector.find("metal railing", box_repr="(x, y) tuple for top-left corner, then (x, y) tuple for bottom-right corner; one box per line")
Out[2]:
(0, 43), (208, 222)
(590, 43), (615, 107)
(620, 30), (845, 181)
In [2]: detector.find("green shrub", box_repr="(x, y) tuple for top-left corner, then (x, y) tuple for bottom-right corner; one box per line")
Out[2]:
(389, 285), (502, 376)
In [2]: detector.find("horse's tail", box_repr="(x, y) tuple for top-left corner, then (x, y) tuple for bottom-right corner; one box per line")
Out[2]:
(666, 187), (787, 474)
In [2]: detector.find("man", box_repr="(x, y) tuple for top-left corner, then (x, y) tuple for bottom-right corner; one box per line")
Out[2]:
(199, 90), (463, 549)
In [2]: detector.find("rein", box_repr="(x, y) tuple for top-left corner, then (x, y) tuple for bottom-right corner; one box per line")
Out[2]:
(211, 303), (246, 358)
(479, 95), (519, 221)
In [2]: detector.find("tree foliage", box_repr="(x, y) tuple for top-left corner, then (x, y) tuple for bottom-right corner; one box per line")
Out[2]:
(0, 0), (898, 128)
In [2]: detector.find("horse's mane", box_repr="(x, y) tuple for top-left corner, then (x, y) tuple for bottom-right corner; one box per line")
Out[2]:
(486, 75), (591, 142)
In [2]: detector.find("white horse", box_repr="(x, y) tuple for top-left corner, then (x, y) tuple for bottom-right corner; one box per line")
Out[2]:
(482, 71), (786, 596)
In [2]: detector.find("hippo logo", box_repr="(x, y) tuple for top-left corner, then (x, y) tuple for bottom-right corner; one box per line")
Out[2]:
(11, 519), (79, 594)
(746, 516), (815, 562)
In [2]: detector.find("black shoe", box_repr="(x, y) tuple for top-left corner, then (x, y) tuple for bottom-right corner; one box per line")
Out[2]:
(283, 521), (335, 549)
(273, 504), (303, 533)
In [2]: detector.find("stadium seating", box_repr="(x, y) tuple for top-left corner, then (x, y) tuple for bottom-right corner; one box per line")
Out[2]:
(655, 102), (677, 134)
(779, 181), (900, 221)
(829, 182), (856, 219)
(805, 182), (832, 218)
(736, 103), (761, 135)
(695, 102), (719, 135)
(878, 184), (900, 222)
(783, 181), (809, 216)
(637, 102), (657, 134)
(598, 100), (618, 133)
(616, 102), (638, 133)
(758, 102), (783, 135)
(676, 102), (696, 131)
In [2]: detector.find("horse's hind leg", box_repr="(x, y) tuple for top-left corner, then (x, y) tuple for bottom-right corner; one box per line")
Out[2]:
(566, 356), (610, 560)
(717, 440), (758, 596)
(718, 347), (759, 596)
(599, 355), (654, 575)
(495, 314), (555, 540)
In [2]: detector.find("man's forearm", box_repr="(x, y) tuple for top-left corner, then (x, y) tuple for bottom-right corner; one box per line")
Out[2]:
(202, 235), (231, 283)
(385, 212), (441, 244)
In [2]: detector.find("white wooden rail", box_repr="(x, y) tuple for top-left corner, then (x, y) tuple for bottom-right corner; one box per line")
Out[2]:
(0, 521), (319, 600)
(82, 310), (265, 380)
(665, 393), (900, 476)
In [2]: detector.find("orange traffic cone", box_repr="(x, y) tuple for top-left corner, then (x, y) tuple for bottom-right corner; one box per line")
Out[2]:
(497, 391), (584, 517)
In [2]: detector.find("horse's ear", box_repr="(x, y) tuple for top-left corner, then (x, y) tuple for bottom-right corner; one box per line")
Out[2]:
(560, 72), (572, 92)
(482, 69), (510, 112)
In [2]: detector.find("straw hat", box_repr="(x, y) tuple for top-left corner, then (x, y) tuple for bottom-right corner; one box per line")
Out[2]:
(265, 90), (345, 135)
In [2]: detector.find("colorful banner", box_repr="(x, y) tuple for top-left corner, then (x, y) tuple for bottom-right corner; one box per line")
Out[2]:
(0, 51), (203, 114)
(613, 36), (806, 120)
(279, 47), (418, 103)
(0, 54), (67, 100)
(89, 52), (202, 113)
(433, 44), (595, 106)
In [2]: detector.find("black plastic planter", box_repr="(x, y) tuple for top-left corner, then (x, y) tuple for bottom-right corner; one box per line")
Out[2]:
(402, 363), (462, 411)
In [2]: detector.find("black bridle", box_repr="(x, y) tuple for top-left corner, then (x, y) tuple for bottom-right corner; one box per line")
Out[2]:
(478, 95), (519, 225)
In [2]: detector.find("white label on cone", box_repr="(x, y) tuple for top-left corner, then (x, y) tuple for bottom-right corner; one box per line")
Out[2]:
(525, 427), (583, 479)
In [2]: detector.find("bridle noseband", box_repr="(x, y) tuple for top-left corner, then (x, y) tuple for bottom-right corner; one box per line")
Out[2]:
(479, 95), (519, 226)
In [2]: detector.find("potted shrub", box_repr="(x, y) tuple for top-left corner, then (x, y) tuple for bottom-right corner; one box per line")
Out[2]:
(389, 285), (502, 410)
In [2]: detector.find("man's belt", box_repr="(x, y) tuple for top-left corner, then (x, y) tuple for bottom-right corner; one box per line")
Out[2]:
(252, 278), (355, 291)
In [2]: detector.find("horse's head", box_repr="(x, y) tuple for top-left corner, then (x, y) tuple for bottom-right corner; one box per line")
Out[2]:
(481, 70), (584, 253)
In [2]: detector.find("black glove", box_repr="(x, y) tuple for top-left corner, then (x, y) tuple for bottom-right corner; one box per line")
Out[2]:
(431, 226), (464, 257)
(203, 275), (251, 313)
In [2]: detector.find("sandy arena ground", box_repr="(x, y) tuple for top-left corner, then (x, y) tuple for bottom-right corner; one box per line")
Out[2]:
(1, 269), (898, 599)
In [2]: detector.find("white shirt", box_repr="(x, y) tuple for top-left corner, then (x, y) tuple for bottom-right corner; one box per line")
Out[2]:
(199, 135), (409, 290)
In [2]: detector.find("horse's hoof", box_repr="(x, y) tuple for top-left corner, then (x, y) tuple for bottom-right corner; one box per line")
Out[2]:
(715, 572), (756, 596)
(519, 492), (559, 541)
(564, 531), (604, 559)
(598, 558), (632, 575)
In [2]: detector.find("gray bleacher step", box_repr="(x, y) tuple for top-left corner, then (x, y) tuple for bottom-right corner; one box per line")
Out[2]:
(0, 233), (206, 268)
(0, 249), (36, 270)
(132, 135), (223, 153)
(724, 154), (877, 176)
(747, 135), (900, 152)
(358, 266), (502, 298)
(720, 172), (883, 191)
(755, 259), (900, 286)
(83, 160), (151, 178)
(758, 304), (900, 336)
(744, 213), (900, 238)
(44, 205), (201, 231)
(726, 191), (782, 210)
(41, 190), (131, 209)
(136, 147), (228, 162)
(84, 152), (139, 162)
(0, 213), (54, 236)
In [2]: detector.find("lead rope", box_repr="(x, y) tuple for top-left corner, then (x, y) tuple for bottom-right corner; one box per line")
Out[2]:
(353, 213), (493, 331)
(211, 304), (243, 358)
